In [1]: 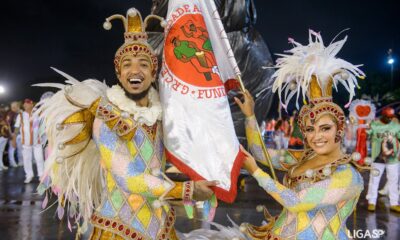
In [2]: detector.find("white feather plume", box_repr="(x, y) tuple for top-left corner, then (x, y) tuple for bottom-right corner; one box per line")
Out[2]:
(178, 216), (250, 240)
(271, 30), (366, 109)
(35, 68), (108, 233)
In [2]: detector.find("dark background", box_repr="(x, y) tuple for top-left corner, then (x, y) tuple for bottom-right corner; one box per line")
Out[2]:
(0, 0), (398, 108)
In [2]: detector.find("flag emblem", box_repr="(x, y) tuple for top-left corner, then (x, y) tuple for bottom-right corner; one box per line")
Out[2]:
(165, 14), (222, 88)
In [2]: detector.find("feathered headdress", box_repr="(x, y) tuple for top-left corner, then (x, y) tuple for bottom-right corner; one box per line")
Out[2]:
(271, 30), (366, 110)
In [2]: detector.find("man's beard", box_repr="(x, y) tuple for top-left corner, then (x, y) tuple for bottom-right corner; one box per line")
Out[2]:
(118, 82), (152, 101)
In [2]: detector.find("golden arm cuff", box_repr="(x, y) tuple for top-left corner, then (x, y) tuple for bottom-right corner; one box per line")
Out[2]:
(166, 181), (183, 199)
(165, 181), (194, 200)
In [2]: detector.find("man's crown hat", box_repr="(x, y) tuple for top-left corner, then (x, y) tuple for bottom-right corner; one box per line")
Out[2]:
(103, 8), (166, 76)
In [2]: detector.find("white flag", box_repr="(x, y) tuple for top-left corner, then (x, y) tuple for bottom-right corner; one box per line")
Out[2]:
(159, 0), (244, 202)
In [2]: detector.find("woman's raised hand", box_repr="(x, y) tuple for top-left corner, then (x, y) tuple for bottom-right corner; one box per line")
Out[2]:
(234, 90), (255, 117)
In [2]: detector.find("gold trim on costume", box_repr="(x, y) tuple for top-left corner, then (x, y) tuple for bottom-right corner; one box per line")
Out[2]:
(90, 208), (177, 240)
(63, 110), (94, 145)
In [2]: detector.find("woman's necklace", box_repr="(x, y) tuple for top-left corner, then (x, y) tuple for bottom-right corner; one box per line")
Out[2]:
(286, 150), (352, 187)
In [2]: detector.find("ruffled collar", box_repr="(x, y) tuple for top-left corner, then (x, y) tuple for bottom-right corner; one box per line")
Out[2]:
(106, 84), (162, 126)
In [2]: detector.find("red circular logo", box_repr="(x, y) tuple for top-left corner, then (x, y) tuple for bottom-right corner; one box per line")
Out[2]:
(165, 14), (223, 88)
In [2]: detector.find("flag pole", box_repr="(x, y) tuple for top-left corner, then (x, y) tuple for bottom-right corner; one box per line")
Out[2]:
(237, 75), (277, 181)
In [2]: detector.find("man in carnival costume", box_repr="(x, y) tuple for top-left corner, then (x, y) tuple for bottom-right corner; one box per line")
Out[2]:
(36, 8), (217, 240)
(366, 106), (400, 212)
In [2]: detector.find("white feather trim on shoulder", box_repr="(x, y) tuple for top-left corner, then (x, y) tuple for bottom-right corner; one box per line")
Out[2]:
(106, 85), (162, 126)
(34, 67), (108, 108)
(34, 68), (107, 234)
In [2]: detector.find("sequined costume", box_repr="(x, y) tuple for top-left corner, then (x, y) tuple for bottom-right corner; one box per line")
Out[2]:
(37, 75), (192, 239)
(244, 116), (364, 240)
(36, 8), (194, 240)
(90, 92), (182, 240)
(239, 30), (367, 240)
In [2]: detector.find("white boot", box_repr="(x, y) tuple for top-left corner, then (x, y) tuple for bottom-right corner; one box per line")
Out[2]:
(379, 183), (389, 196)
(24, 177), (33, 183)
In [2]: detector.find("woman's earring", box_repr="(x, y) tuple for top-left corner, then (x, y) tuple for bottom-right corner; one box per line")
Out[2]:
(334, 133), (341, 143)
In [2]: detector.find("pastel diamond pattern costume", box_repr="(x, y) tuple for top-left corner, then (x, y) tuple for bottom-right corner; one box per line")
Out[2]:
(243, 116), (364, 240)
(91, 99), (173, 239)
(88, 93), (189, 240)
(36, 77), (187, 240)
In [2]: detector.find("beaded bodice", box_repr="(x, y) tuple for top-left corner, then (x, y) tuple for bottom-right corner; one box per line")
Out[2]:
(266, 164), (363, 240)
(284, 150), (352, 189)
(245, 116), (364, 239)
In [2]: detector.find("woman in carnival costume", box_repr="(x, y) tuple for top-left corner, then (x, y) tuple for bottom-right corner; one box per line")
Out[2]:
(235, 30), (371, 240)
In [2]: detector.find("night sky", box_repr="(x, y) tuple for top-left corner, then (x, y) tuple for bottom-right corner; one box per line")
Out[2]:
(0, 0), (398, 104)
